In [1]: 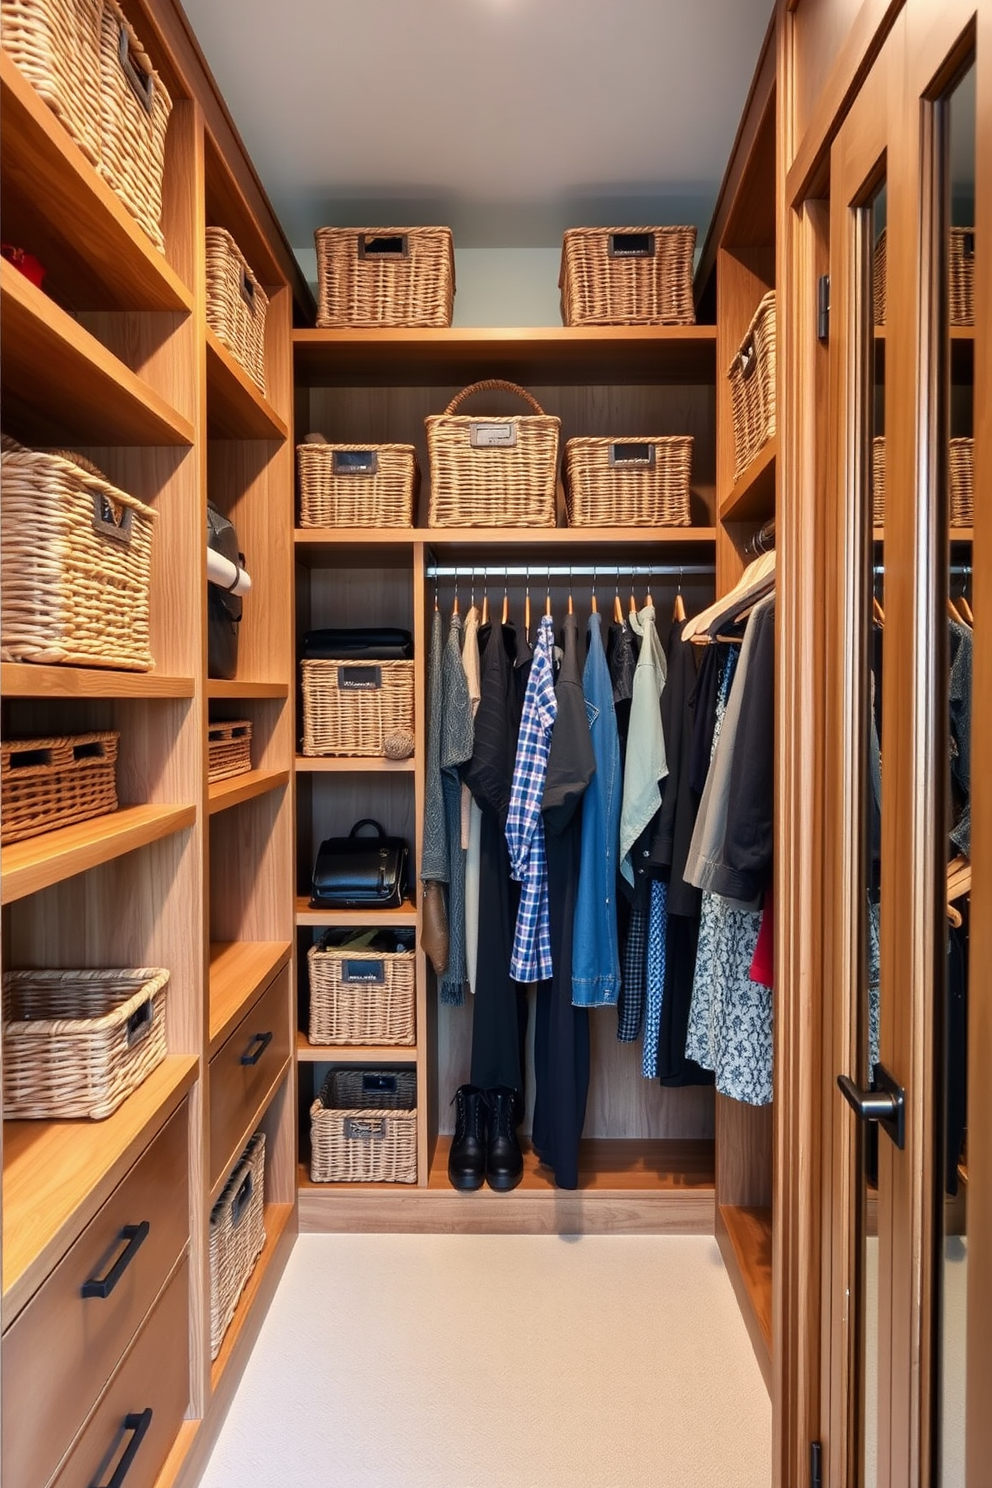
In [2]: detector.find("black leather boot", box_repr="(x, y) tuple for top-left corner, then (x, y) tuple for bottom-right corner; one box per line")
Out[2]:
(486, 1086), (524, 1192)
(448, 1085), (488, 1191)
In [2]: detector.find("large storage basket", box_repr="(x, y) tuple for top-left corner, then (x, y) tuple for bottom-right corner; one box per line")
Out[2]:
(2, 966), (169, 1119)
(207, 719), (252, 783)
(873, 229), (887, 325)
(310, 1068), (417, 1183)
(728, 291), (777, 483)
(308, 934), (416, 1046)
(209, 1131), (266, 1359)
(564, 436), (693, 527)
(301, 658), (415, 757)
(427, 380), (560, 528)
(297, 440), (418, 528)
(874, 226), (974, 325)
(97, 0), (172, 250)
(1, 729), (118, 845)
(559, 226), (696, 326)
(205, 227), (269, 393)
(872, 436), (886, 528)
(1, 439), (156, 671)
(872, 436), (972, 527)
(315, 226), (454, 328)
(1, 0), (102, 164)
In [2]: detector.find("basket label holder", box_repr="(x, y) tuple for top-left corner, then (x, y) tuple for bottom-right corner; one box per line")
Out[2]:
(470, 422), (517, 449)
(358, 234), (409, 260)
(608, 232), (655, 259)
(341, 960), (385, 984)
(609, 443), (655, 467)
(344, 1116), (387, 1142)
(332, 450), (379, 477)
(338, 665), (382, 690)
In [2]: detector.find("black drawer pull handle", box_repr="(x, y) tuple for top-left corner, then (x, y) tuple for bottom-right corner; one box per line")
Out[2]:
(240, 1030), (273, 1065)
(81, 1222), (150, 1300)
(90, 1408), (153, 1488)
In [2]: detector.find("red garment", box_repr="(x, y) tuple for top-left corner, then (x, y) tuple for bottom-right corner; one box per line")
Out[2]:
(750, 886), (774, 988)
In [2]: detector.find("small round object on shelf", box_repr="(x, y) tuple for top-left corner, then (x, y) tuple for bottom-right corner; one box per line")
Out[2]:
(383, 730), (415, 760)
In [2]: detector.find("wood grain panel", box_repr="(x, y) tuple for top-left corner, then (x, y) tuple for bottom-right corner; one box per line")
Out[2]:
(208, 969), (291, 1191)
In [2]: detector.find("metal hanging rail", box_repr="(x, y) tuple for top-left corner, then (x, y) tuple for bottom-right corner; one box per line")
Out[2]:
(425, 562), (715, 580)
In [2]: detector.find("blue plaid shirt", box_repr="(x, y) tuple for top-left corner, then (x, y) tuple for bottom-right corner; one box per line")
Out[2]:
(506, 615), (557, 982)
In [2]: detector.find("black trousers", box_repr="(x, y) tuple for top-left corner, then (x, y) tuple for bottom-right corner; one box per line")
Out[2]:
(469, 807), (527, 1095)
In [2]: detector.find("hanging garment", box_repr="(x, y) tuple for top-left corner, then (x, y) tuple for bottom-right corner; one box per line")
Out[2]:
(945, 911), (968, 1196)
(657, 915), (712, 1087)
(749, 887), (775, 989)
(688, 641), (723, 798)
(438, 612), (474, 1005)
(461, 604), (483, 994)
(949, 619), (972, 856)
(637, 619), (702, 916)
(420, 606), (450, 974)
(619, 603), (668, 885)
(607, 614), (637, 751)
(507, 615), (558, 984)
(572, 610), (621, 1008)
(617, 900), (648, 1041)
(641, 878), (668, 1077)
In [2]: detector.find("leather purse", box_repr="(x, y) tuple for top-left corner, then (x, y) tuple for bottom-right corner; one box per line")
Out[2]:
(310, 819), (410, 910)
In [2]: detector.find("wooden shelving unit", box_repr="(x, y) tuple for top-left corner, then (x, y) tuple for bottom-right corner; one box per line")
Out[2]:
(295, 895), (419, 928)
(295, 755), (417, 773)
(209, 941), (293, 1055)
(717, 1202), (774, 1389)
(206, 327), (290, 441)
(1, 663), (195, 699)
(207, 768), (290, 815)
(296, 1032), (418, 1063)
(0, 803), (196, 905)
(207, 679), (289, 699)
(720, 437), (777, 524)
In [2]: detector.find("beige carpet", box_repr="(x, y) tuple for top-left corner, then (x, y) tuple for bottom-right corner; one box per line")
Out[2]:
(200, 1233), (771, 1487)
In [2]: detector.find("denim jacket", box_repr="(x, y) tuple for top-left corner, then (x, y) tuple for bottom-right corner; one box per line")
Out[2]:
(572, 611), (622, 1007)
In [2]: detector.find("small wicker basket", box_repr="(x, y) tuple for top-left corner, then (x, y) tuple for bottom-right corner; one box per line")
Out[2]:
(2, 966), (169, 1120)
(310, 1068), (417, 1183)
(96, 0), (172, 251)
(301, 658), (415, 758)
(315, 226), (454, 328)
(205, 227), (269, 393)
(209, 1130), (266, 1359)
(1, 730), (118, 845)
(728, 291), (777, 483)
(949, 437), (973, 527)
(1, 439), (156, 671)
(308, 935), (416, 1046)
(297, 440), (418, 528)
(1, 0), (102, 164)
(559, 226), (696, 326)
(564, 436), (693, 527)
(427, 380), (560, 528)
(873, 229), (887, 326)
(874, 226), (974, 325)
(872, 436), (886, 528)
(207, 720), (252, 783)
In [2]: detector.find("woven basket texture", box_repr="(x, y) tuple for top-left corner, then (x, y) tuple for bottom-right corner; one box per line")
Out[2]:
(1, 729), (118, 844)
(1, 440), (156, 670)
(315, 226), (454, 327)
(307, 943), (416, 1046)
(874, 226), (973, 325)
(1, 0), (102, 162)
(205, 227), (269, 392)
(872, 436), (886, 528)
(297, 443), (417, 527)
(209, 1130), (266, 1359)
(427, 380), (560, 528)
(97, 0), (171, 250)
(728, 291), (777, 483)
(310, 1068), (417, 1183)
(2, 966), (169, 1119)
(873, 228), (887, 325)
(564, 435), (693, 526)
(301, 658), (414, 757)
(559, 226), (696, 326)
(207, 719), (252, 783)
(949, 437), (973, 526)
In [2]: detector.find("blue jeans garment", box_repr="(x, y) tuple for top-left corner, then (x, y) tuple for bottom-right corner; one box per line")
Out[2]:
(572, 612), (622, 1008)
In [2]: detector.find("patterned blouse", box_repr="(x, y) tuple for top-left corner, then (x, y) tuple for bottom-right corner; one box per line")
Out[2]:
(506, 615), (557, 983)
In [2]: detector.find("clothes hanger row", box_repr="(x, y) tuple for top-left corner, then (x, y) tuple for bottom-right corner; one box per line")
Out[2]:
(427, 562), (712, 628)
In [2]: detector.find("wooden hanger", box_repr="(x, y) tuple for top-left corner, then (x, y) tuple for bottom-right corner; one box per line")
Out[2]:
(524, 575), (531, 642)
(957, 593), (974, 625)
(948, 595), (965, 626)
(590, 570), (598, 615)
(501, 568), (509, 625)
(872, 595), (886, 628)
(567, 566), (574, 615)
(947, 902), (963, 928)
(481, 573), (489, 626)
(672, 583), (686, 623)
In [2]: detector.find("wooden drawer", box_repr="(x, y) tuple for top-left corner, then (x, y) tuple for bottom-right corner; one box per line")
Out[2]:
(51, 1258), (190, 1488)
(2, 1103), (189, 1488)
(209, 966), (289, 1189)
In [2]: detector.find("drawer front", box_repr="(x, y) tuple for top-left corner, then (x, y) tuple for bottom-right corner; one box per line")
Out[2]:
(2, 1103), (189, 1488)
(210, 966), (289, 1188)
(52, 1258), (190, 1488)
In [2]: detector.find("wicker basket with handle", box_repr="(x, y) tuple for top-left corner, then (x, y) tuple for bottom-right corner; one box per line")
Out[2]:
(2, 966), (169, 1119)
(559, 226), (696, 326)
(301, 658), (415, 757)
(426, 380), (560, 528)
(315, 226), (454, 327)
(207, 719), (252, 783)
(728, 291), (777, 483)
(0, 0), (102, 163)
(564, 435), (693, 527)
(873, 436), (972, 528)
(96, 0), (172, 250)
(209, 1130), (266, 1359)
(310, 1067), (417, 1183)
(1, 730), (118, 844)
(307, 934), (416, 1046)
(297, 440), (418, 528)
(205, 227), (269, 393)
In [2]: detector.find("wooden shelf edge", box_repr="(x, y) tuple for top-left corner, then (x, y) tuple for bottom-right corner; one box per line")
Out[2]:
(295, 754), (416, 773)
(1, 663), (195, 699)
(209, 941), (293, 1056)
(1, 802), (197, 905)
(295, 895), (419, 927)
(207, 768), (290, 815)
(209, 1202), (295, 1391)
(716, 1203), (773, 1393)
(206, 680), (289, 699)
(296, 1031), (418, 1063)
(719, 437), (777, 524)
(206, 327), (289, 441)
(209, 1057), (292, 1206)
(151, 1419), (202, 1488)
(295, 526), (718, 550)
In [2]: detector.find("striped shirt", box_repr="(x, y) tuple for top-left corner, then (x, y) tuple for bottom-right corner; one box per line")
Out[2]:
(506, 616), (557, 982)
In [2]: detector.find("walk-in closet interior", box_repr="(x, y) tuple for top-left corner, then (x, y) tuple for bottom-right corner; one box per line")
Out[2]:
(0, 0), (988, 1483)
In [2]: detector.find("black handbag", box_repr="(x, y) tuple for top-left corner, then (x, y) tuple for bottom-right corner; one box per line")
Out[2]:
(310, 819), (410, 910)
(302, 628), (413, 661)
(207, 502), (244, 680)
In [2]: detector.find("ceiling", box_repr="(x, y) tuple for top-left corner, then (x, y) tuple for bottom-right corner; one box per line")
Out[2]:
(182, 0), (772, 270)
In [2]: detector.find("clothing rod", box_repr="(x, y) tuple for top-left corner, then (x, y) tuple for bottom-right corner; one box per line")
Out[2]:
(873, 565), (972, 576)
(425, 563), (714, 580)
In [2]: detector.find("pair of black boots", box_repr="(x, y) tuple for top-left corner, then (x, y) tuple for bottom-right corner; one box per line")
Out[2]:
(448, 1085), (523, 1192)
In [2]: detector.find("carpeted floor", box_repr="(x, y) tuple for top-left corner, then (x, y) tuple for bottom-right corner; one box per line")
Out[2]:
(199, 1233), (771, 1488)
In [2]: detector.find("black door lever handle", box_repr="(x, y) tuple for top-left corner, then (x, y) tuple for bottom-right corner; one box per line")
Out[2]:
(837, 1063), (905, 1149)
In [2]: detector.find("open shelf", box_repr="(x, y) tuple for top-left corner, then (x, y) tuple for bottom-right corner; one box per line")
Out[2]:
(206, 327), (289, 441)
(295, 755), (416, 774)
(1, 664), (195, 699)
(295, 526), (718, 566)
(0, 262), (195, 447)
(1, 803), (197, 905)
(207, 679), (289, 700)
(210, 1201), (294, 1391)
(2, 1054), (198, 1322)
(296, 1032), (418, 1064)
(295, 895), (419, 928)
(207, 768), (290, 816)
(874, 528), (973, 543)
(717, 1202), (773, 1388)
(720, 437), (777, 523)
(209, 1056), (292, 1208)
(209, 941), (293, 1056)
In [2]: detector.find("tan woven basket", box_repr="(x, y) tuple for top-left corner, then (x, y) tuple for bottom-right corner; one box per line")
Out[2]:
(728, 291), (777, 483)
(1, 0), (102, 163)
(1, 730), (118, 845)
(2, 966), (169, 1119)
(872, 436), (886, 528)
(308, 939), (416, 1046)
(208, 719), (252, 783)
(559, 226), (696, 326)
(97, 0), (172, 250)
(297, 441), (418, 528)
(310, 1068), (417, 1183)
(301, 658), (415, 758)
(205, 227), (269, 393)
(949, 437), (973, 526)
(873, 228), (887, 325)
(427, 380), (560, 528)
(1, 439), (156, 671)
(875, 226), (973, 325)
(209, 1130), (266, 1359)
(315, 226), (454, 328)
(564, 436), (693, 527)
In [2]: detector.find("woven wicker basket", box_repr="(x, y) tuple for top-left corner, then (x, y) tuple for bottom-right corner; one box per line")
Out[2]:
(1, 439), (156, 671)
(310, 1068), (417, 1183)
(297, 441), (418, 528)
(559, 226), (696, 326)
(301, 658), (415, 758)
(205, 227), (269, 393)
(873, 228), (887, 325)
(208, 719), (252, 783)
(209, 1130), (266, 1359)
(308, 937), (416, 1046)
(427, 380), (560, 528)
(1, 0), (102, 163)
(949, 437), (973, 526)
(315, 226), (454, 328)
(872, 436), (886, 528)
(97, 0), (171, 251)
(564, 436), (693, 527)
(728, 291), (777, 483)
(2, 966), (169, 1119)
(1, 730), (118, 845)
(874, 226), (974, 325)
